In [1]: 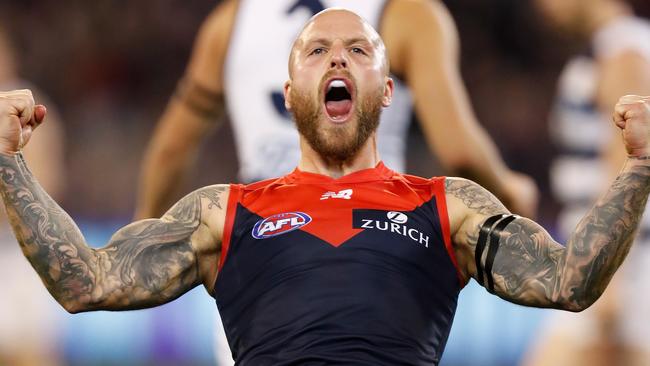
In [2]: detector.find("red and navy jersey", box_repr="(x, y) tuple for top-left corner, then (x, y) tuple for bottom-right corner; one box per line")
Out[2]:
(213, 162), (466, 365)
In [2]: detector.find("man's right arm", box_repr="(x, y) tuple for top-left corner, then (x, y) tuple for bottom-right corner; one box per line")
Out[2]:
(1, 151), (227, 313)
(135, 0), (238, 219)
(0, 90), (228, 313)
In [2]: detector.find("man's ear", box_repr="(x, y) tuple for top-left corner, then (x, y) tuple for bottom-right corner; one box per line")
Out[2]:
(382, 77), (394, 107)
(284, 80), (292, 110)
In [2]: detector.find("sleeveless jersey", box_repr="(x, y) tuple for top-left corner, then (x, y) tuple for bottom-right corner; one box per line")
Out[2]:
(224, 0), (413, 182)
(549, 15), (650, 240)
(213, 162), (464, 365)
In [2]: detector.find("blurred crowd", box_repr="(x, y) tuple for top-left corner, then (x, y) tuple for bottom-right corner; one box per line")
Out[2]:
(1, 0), (650, 365)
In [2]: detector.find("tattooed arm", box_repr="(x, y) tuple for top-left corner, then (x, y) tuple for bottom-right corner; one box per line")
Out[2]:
(0, 90), (227, 313)
(445, 95), (650, 311)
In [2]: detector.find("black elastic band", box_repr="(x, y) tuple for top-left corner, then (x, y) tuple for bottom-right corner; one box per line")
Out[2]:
(475, 214), (506, 286)
(485, 215), (518, 293)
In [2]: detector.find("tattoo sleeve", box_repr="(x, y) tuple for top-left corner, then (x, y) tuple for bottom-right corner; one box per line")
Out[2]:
(0, 152), (224, 313)
(447, 161), (650, 311)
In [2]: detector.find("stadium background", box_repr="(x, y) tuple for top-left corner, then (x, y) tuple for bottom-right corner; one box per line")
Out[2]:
(1, 0), (649, 365)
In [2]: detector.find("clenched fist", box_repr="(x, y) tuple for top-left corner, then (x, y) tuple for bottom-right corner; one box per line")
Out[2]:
(613, 95), (650, 158)
(0, 89), (46, 155)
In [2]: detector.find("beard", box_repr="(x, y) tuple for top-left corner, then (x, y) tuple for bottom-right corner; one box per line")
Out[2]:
(289, 82), (383, 163)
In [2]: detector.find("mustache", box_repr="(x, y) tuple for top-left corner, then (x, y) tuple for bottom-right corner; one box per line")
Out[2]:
(318, 70), (356, 98)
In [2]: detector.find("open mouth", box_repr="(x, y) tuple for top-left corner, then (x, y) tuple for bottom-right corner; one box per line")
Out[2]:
(324, 79), (353, 122)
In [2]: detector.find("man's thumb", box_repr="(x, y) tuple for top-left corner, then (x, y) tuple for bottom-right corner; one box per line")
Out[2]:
(33, 105), (47, 125)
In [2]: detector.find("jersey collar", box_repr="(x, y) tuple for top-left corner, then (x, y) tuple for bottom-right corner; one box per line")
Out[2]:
(285, 161), (395, 184)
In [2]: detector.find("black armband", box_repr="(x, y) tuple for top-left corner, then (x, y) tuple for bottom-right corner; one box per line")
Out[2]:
(475, 214), (518, 293)
(474, 214), (505, 287)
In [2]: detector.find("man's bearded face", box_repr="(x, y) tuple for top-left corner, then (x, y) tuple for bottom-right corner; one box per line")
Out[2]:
(289, 70), (383, 162)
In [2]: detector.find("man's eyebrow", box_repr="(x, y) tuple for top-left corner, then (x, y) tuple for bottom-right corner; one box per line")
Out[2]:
(304, 38), (330, 48)
(345, 38), (372, 46)
(304, 37), (373, 48)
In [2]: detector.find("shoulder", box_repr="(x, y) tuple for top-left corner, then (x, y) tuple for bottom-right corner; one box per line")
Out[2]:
(165, 184), (231, 231)
(397, 172), (437, 185)
(444, 177), (509, 217)
(443, 178), (509, 272)
(202, 0), (239, 34)
(185, 0), (239, 88)
(193, 184), (231, 210)
(192, 0), (239, 57)
(242, 176), (284, 192)
(212, 176), (290, 208)
(181, 185), (233, 268)
(381, 0), (458, 74)
(382, 0), (456, 36)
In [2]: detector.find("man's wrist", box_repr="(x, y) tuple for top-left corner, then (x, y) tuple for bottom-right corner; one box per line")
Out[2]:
(0, 151), (24, 176)
(624, 155), (650, 170)
(0, 150), (21, 160)
(0, 150), (19, 156)
(628, 155), (650, 161)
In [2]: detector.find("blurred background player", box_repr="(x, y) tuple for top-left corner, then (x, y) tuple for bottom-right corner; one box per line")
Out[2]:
(134, 0), (539, 221)
(0, 26), (66, 366)
(523, 0), (650, 365)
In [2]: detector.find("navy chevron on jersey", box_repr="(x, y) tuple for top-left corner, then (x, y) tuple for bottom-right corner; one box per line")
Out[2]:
(214, 162), (465, 365)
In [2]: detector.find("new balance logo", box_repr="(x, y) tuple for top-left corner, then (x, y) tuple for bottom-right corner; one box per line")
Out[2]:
(320, 189), (353, 200)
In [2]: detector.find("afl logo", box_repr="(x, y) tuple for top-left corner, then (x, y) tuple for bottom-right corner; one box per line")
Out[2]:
(387, 211), (408, 224)
(252, 212), (312, 239)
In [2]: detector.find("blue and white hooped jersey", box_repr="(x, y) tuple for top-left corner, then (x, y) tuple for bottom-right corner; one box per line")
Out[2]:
(224, 0), (413, 182)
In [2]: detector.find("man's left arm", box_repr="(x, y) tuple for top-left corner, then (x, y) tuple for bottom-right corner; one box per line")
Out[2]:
(447, 96), (650, 311)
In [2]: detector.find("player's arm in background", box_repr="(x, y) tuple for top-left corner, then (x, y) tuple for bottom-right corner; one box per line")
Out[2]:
(0, 90), (226, 313)
(446, 95), (650, 311)
(382, 0), (538, 218)
(134, 0), (238, 220)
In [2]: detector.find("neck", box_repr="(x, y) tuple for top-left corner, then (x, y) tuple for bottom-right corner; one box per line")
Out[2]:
(298, 135), (380, 178)
(584, 0), (631, 36)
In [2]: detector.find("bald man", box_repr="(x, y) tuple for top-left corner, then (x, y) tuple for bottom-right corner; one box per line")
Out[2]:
(1, 10), (649, 365)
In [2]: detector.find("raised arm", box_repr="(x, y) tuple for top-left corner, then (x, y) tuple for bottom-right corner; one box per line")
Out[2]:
(382, 0), (538, 217)
(0, 90), (226, 313)
(446, 95), (650, 311)
(134, 0), (237, 219)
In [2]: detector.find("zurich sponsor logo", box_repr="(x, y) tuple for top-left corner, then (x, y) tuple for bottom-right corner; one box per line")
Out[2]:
(252, 212), (312, 239)
(356, 210), (429, 248)
(387, 211), (408, 224)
